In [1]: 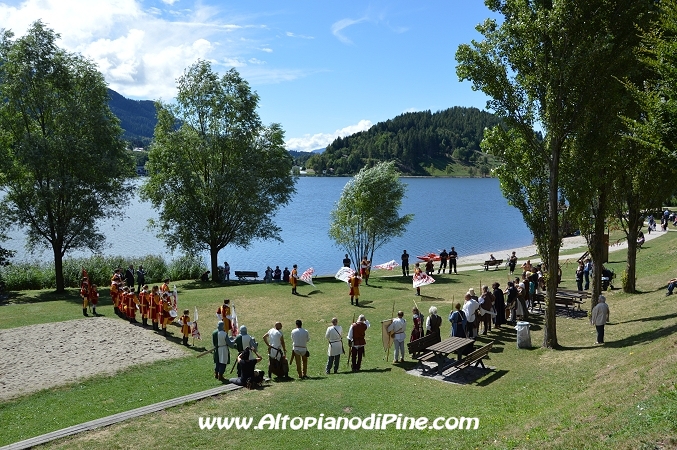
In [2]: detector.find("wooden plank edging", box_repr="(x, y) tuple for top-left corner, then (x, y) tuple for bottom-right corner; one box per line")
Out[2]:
(1, 384), (242, 450)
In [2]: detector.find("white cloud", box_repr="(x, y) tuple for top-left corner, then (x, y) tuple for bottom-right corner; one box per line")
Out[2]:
(331, 17), (367, 44)
(0, 0), (305, 100)
(286, 119), (373, 152)
(286, 31), (314, 40)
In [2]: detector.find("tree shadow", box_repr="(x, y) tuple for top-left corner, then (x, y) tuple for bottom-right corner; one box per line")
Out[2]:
(602, 322), (677, 348)
(334, 367), (393, 375)
(475, 369), (509, 386)
(1, 290), (84, 305)
(617, 312), (677, 324)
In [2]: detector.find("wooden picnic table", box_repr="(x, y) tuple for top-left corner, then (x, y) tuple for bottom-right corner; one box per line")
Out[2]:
(421, 336), (475, 374)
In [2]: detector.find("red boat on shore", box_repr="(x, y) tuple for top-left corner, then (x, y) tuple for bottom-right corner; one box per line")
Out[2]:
(417, 253), (441, 262)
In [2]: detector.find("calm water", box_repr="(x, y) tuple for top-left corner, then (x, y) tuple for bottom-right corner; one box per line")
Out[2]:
(4, 177), (533, 276)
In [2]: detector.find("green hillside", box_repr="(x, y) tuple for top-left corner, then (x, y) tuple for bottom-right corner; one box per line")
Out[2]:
(306, 106), (502, 176)
(107, 89), (157, 148)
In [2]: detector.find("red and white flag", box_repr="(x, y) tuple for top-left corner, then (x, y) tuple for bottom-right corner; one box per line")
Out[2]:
(335, 267), (355, 284)
(172, 285), (178, 311)
(191, 306), (201, 340)
(230, 304), (239, 336)
(413, 272), (436, 288)
(300, 267), (315, 286)
(374, 260), (400, 270)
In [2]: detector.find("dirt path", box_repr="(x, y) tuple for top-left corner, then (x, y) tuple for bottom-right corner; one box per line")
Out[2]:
(0, 317), (188, 401)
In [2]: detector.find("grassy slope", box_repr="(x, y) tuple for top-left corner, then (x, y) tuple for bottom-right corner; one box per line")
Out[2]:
(0, 232), (676, 449)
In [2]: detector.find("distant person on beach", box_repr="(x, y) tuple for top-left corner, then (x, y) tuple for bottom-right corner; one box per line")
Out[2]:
(508, 251), (518, 275)
(343, 254), (351, 268)
(273, 266), (282, 281)
(223, 262), (230, 282)
(290, 265), (298, 295)
(264, 266), (273, 283)
(590, 295), (610, 345)
(401, 250), (410, 277)
(438, 249), (448, 274)
(283, 267), (290, 283)
(448, 247), (458, 274)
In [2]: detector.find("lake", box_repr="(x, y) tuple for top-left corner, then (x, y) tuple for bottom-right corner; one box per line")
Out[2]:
(3, 177), (533, 276)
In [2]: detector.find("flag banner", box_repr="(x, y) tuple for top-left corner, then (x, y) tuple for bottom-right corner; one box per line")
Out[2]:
(172, 285), (178, 311)
(381, 319), (393, 353)
(335, 267), (355, 283)
(231, 304), (239, 336)
(413, 272), (436, 288)
(300, 267), (315, 286)
(373, 260), (400, 270)
(191, 321), (201, 340)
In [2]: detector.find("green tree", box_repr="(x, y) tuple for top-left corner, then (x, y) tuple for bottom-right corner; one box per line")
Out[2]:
(141, 61), (295, 280)
(0, 21), (132, 293)
(329, 161), (413, 269)
(456, 1), (649, 347)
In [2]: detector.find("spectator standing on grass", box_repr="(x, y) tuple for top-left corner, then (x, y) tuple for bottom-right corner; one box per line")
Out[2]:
(576, 262), (585, 291)
(448, 247), (458, 274)
(425, 306), (442, 338)
(438, 249), (448, 274)
(125, 264), (135, 289)
(492, 282), (506, 329)
(290, 320), (310, 379)
(223, 262), (230, 282)
(584, 258), (593, 290)
(462, 293), (480, 338)
(136, 265), (146, 294)
(401, 250), (410, 277)
(343, 254), (351, 268)
(387, 311), (407, 363)
(590, 295), (610, 345)
(449, 303), (467, 338)
(508, 251), (518, 275)
(324, 318), (344, 374)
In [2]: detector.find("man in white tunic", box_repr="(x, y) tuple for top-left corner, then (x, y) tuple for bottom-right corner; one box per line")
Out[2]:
(263, 322), (288, 378)
(387, 311), (407, 363)
(290, 319), (310, 379)
(325, 317), (344, 374)
(215, 321), (235, 382)
(462, 293), (480, 338)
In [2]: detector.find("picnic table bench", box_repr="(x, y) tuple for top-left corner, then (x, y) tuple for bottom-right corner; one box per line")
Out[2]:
(407, 333), (441, 359)
(482, 259), (503, 271)
(415, 336), (476, 374)
(532, 290), (588, 315)
(441, 341), (494, 376)
(234, 271), (259, 281)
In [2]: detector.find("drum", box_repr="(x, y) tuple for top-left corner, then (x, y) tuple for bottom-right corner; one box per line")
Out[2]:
(169, 310), (178, 318)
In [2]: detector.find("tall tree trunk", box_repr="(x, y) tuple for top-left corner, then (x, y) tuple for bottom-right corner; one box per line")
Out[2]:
(623, 203), (642, 293)
(590, 189), (608, 310)
(543, 143), (560, 349)
(210, 247), (219, 282)
(54, 246), (65, 293)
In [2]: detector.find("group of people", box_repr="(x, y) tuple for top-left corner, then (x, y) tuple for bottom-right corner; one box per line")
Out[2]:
(210, 313), (373, 386)
(263, 266), (292, 283)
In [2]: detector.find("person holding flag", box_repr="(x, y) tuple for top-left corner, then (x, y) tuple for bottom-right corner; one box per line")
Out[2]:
(191, 306), (201, 344)
(217, 299), (232, 334)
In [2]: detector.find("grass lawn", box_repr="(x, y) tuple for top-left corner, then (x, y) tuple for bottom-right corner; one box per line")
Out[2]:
(1, 231), (676, 449)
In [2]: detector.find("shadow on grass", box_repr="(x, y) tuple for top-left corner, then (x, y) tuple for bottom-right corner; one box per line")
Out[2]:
(1, 289), (83, 305)
(602, 322), (677, 349)
(617, 312), (677, 324)
(476, 369), (509, 386)
(334, 367), (393, 375)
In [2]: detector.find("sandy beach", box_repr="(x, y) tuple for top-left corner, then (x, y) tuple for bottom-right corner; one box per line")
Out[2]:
(0, 317), (189, 401)
(454, 229), (665, 268)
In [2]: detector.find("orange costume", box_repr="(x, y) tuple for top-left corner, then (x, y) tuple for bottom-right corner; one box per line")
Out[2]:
(349, 274), (360, 306)
(139, 287), (150, 326)
(290, 266), (298, 295)
(110, 280), (120, 312)
(149, 287), (160, 331)
(88, 285), (99, 316)
(179, 312), (191, 345)
(126, 290), (138, 322)
(217, 303), (232, 332)
(80, 279), (90, 316)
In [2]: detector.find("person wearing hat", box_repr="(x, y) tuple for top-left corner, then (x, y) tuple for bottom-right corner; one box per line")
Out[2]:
(590, 295), (610, 345)
(348, 315), (370, 371)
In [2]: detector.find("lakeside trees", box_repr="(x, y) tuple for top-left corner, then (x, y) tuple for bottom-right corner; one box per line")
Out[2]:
(329, 161), (413, 269)
(0, 21), (133, 293)
(141, 61), (295, 280)
(456, 0), (658, 347)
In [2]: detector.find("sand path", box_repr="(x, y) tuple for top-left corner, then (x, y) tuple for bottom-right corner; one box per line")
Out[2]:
(0, 317), (189, 401)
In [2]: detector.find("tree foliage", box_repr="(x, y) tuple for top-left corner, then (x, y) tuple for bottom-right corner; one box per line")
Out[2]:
(141, 61), (295, 280)
(0, 21), (132, 292)
(329, 161), (413, 268)
(306, 107), (501, 175)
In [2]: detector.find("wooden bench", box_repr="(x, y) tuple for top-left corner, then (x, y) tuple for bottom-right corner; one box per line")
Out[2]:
(407, 333), (441, 361)
(532, 291), (587, 315)
(234, 271), (259, 281)
(482, 259), (503, 271)
(442, 341), (493, 376)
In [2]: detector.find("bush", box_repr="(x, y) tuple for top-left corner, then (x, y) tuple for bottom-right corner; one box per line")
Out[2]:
(167, 254), (207, 281)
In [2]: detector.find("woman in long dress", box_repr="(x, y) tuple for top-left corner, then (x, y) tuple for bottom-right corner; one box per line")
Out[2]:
(492, 282), (506, 329)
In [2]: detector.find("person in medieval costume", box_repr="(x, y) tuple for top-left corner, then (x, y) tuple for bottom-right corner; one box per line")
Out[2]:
(212, 321), (235, 381)
(348, 315), (370, 372)
(234, 325), (258, 376)
(263, 322), (289, 379)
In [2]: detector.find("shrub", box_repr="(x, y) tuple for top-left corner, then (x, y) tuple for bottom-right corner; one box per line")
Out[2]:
(168, 254), (207, 281)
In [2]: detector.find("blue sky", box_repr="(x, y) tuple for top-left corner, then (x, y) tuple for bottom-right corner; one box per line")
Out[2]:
(0, 0), (496, 151)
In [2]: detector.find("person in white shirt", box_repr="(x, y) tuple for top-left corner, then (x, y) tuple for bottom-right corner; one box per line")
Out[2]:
(325, 317), (344, 374)
(462, 293), (480, 338)
(290, 320), (310, 379)
(590, 295), (610, 345)
(263, 322), (288, 378)
(387, 311), (407, 363)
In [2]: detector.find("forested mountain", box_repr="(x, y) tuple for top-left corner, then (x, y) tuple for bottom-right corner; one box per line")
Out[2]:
(305, 107), (501, 176)
(107, 89), (157, 148)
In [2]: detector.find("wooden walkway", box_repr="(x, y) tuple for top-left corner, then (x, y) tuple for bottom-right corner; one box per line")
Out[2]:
(1, 384), (242, 450)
